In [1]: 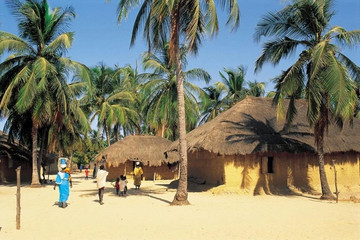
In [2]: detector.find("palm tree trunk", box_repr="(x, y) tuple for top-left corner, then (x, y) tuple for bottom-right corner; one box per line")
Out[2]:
(318, 143), (335, 200)
(30, 122), (41, 187)
(104, 121), (111, 147)
(114, 124), (119, 142)
(315, 101), (335, 200)
(37, 127), (47, 182)
(171, 5), (189, 205)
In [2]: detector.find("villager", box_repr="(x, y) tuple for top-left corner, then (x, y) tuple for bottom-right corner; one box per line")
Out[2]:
(114, 177), (120, 195)
(119, 175), (128, 196)
(133, 161), (143, 189)
(93, 163), (97, 179)
(40, 161), (46, 183)
(96, 165), (108, 205)
(85, 168), (89, 180)
(54, 159), (72, 208)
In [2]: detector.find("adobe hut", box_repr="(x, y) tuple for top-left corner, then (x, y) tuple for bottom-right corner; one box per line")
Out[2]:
(95, 135), (178, 181)
(167, 97), (360, 196)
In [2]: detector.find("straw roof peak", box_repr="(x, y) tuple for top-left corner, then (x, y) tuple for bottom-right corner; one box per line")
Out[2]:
(96, 135), (175, 167)
(167, 96), (360, 155)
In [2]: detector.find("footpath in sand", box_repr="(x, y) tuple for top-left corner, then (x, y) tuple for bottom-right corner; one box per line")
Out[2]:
(0, 171), (359, 240)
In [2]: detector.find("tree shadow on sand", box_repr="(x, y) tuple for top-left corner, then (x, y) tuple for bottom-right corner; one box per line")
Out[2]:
(76, 181), (175, 204)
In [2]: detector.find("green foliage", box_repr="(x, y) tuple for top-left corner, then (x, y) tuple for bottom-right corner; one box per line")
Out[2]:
(141, 43), (210, 140)
(0, 0), (91, 184)
(255, 0), (360, 136)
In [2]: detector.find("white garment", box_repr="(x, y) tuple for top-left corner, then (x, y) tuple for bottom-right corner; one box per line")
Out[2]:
(96, 169), (108, 189)
(55, 172), (65, 184)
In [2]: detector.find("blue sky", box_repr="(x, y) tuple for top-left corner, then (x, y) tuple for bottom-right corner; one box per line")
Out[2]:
(0, 0), (359, 129)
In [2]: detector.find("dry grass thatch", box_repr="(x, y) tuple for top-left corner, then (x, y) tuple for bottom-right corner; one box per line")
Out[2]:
(95, 135), (177, 167)
(167, 96), (360, 155)
(0, 131), (31, 162)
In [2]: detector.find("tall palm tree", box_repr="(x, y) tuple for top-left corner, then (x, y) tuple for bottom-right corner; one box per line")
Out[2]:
(86, 63), (137, 147)
(0, 0), (91, 186)
(117, 0), (239, 205)
(141, 44), (210, 140)
(254, 0), (360, 199)
(116, 64), (145, 136)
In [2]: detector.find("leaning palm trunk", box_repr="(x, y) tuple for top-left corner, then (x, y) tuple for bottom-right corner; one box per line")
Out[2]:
(318, 143), (335, 200)
(30, 122), (40, 187)
(171, 7), (189, 206)
(315, 102), (335, 200)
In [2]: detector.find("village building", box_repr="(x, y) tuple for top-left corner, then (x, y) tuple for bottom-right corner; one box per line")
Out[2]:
(95, 135), (178, 181)
(0, 131), (32, 182)
(167, 97), (360, 196)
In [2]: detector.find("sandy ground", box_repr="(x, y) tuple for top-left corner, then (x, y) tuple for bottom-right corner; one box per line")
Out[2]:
(0, 171), (359, 240)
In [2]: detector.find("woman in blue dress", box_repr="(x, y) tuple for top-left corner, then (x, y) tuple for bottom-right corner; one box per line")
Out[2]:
(54, 165), (72, 208)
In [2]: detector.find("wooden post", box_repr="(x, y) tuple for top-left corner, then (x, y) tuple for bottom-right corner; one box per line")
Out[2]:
(332, 159), (339, 203)
(16, 166), (21, 230)
(47, 164), (50, 182)
(153, 167), (156, 182)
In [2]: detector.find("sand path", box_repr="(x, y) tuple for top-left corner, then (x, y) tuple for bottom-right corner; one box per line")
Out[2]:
(1, 172), (359, 240)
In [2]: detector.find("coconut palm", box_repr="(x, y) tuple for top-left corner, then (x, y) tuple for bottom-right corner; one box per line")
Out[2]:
(116, 64), (145, 137)
(0, 0), (91, 186)
(247, 80), (266, 97)
(198, 85), (228, 125)
(117, 0), (239, 205)
(141, 44), (210, 140)
(86, 63), (138, 147)
(254, 0), (360, 199)
(217, 66), (248, 106)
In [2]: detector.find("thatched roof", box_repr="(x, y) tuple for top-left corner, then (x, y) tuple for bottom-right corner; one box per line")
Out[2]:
(0, 131), (31, 162)
(95, 135), (176, 167)
(167, 96), (360, 155)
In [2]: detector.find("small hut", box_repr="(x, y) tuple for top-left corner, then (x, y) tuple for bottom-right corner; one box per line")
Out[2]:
(95, 135), (178, 181)
(167, 97), (360, 195)
(0, 131), (32, 182)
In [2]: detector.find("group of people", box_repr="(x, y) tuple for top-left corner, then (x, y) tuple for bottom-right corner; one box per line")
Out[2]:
(53, 160), (144, 207)
(114, 175), (128, 196)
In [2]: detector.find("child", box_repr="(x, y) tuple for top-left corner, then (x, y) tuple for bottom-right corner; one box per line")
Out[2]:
(119, 175), (128, 196)
(114, 177), (120, 195)
(85, 168), (89, 180)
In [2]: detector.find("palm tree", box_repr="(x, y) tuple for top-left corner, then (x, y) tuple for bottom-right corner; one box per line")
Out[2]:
(254, 0), (360, 199)
(86, 63), (137, 147)
(141, 44), (210, 140)
(247, 80), (266, 97)
(117, 0), (239, 205)
(198, 85), (228, 125)
(217, 66), (248, 106)
(116, 64), (145, 136)
(0, 0), (91, 186)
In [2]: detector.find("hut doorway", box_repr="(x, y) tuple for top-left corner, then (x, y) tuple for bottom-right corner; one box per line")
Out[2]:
(261, 156), (274, 174)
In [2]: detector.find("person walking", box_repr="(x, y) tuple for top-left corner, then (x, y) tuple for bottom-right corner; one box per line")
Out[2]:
(133, 161), (143, 190)
(54, 160), (72, 208)
(96, 165), (108, 205)
(114, 177), (120, 195)
(85, 168), (89, 180)
(92, 163), (97, 179)
(119, 175), (128, 196)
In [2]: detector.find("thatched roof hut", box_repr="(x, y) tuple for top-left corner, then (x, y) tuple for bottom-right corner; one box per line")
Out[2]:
(96, 135), (175, 166)
(165, 97), (360, 195)
(95, 135), (179, 181)
(167, 96), (360, 155)
(0, 130), (32, 182)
